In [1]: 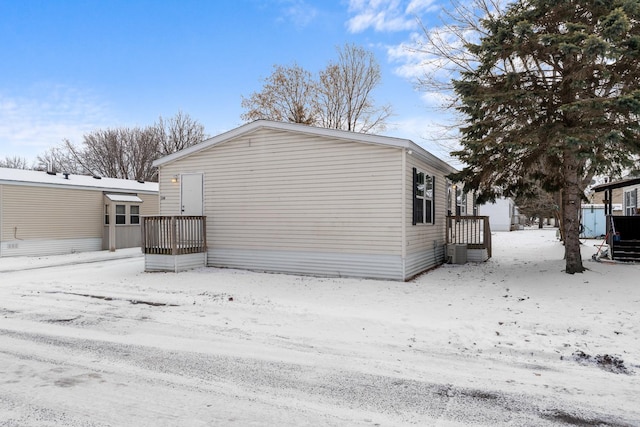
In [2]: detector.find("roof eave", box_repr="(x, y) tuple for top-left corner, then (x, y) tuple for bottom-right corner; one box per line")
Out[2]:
(592, 177), (640, 192)
(153, 119), (458, 174)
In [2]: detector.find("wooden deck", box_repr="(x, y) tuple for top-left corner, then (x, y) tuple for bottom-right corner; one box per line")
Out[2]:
(446, 216), (492, 260)
(141, 216), (207, 255)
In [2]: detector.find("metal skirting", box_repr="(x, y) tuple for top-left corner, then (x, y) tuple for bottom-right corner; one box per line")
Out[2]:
(404, 244), (446, 279)
(145, 252), (207, 272)
(467, 248), (489, 262)
(208, 248), (405, 281)
(0, 238), (102, 257)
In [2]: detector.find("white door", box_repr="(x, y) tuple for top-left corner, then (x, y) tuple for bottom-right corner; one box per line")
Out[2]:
(180, 173), (203, 216)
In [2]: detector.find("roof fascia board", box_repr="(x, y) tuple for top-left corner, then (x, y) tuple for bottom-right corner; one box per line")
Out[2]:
(154, 119), (458, 174)
(592, 177), (640, 192)
(0, 179), (157, 194)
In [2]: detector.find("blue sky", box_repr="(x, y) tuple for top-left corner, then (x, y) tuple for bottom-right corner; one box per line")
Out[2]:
(0, 0), (455, 163)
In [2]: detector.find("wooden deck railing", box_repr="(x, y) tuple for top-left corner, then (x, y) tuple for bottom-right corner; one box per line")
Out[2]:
(446, 215), (492, 258)
(141, 216), (207, 255)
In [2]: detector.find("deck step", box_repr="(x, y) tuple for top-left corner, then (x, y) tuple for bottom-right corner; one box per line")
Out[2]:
(612, 239), (640, 261)
(611, 240), (640, 262)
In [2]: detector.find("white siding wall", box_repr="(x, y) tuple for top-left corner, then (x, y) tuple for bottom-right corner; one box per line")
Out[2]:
(0, 184), (2, 257)
(145, 253), (207, 272)
(159, 128), (405, 279)
(404, 154), (450, 278)
(478, 198), (514, 232)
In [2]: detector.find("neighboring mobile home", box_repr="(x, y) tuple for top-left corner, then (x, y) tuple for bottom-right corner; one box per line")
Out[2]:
(0, 167), (158, 257)
(592, 176), (640, 261)
(150, 120), (459, 280)
(477, 197), (520, 232)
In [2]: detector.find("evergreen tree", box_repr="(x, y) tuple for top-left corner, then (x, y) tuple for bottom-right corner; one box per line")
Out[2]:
(452, 0), (640, 273)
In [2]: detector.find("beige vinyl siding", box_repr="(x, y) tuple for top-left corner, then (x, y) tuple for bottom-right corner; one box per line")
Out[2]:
(137, 193), (159, 216)
(158, 171), (184, 215)
(160, 128), (403, 256)
(1, 185), (102, 241)
(405, 153), (449, 272)
(101, 192), (158, 250)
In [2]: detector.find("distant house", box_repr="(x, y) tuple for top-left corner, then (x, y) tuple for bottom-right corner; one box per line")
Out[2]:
(592, 176), (640, 217)
(592, 176), (640, 261)
(146, 120), (468, 280)
(0, 167), (158, 257)
(477, 197), (519, 232)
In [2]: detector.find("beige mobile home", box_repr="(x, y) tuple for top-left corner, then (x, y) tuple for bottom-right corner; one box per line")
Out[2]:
(0, 167), (158, 257)
(149, 120), (459, 280)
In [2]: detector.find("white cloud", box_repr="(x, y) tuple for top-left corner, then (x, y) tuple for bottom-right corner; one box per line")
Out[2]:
(346, 0), (437, 33)
(277, 0), (319, 28)
(0, 84), (111, 161)
(406, 0), (439, 14)
(383, 113), (463, 166)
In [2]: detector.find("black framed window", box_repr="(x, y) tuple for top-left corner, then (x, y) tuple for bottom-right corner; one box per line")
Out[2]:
(413, 168), (435, 225)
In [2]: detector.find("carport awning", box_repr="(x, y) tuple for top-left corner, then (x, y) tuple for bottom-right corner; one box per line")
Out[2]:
(105, 194), (143, 203)
(592, 177), (640, 192)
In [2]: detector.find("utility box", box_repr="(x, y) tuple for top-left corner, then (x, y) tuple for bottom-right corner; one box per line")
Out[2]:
(447, 244), (468, 264)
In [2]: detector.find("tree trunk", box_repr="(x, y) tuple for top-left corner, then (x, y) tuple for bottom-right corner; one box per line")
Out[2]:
(562, 152), (585, 274)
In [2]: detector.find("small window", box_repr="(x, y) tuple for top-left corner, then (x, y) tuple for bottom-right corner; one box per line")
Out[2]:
(624, 189), (638, 216)
(105, 205), (109, 225)
(130, 205), (140, 224)
(413, 168), (435, 225)
(446, 180), (453, 216)
(115, 205), (126, 225)
(456, 187), (467, 216)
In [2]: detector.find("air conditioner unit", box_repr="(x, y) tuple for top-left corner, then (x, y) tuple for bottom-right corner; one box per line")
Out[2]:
(447, 244), (468, 264)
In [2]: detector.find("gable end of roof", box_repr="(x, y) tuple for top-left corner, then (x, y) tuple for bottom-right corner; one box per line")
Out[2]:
(152, 120), (457, 174)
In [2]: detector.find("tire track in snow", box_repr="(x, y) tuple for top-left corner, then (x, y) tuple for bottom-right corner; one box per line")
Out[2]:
(1, 328), (632, 426)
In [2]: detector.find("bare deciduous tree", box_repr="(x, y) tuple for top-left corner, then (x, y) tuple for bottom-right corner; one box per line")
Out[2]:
(241, 44), (391, 133)
(318, 44), (391, 133)
(35, 112), (205, 182)
(36, 144), (82, 173)
(0, 156), (32, 169)
(241, 64), (318, 125)
(64, 127), (157, 181)
(155, 110), (207, 156)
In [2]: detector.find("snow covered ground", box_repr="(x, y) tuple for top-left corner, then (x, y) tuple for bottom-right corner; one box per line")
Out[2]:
(1, 228), (638, 426)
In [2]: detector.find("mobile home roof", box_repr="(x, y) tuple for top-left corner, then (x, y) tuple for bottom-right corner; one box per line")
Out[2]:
(0, 167), (158, 194)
